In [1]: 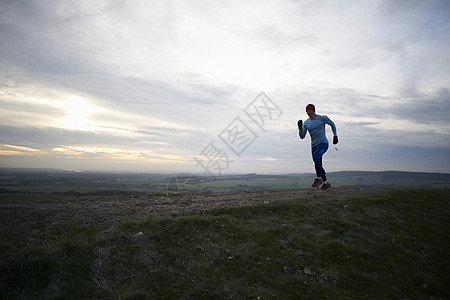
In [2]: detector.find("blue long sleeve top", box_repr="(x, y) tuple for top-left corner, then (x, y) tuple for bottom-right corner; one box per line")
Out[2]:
(299, 114), (337, 147)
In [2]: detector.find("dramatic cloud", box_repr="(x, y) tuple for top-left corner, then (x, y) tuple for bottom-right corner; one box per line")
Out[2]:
(1, 0), (449, 174)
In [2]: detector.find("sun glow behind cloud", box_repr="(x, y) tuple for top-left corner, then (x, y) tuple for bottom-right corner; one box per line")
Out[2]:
(61, 97), (94, 131)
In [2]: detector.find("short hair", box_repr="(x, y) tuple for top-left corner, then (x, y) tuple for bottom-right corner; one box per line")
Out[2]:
(306, 104), (315, 111)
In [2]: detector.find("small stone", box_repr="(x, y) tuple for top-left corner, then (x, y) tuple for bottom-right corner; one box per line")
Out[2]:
(304, 268), (312, 275)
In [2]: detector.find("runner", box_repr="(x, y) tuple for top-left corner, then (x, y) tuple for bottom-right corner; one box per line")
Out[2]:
(298, 104), (338, 190)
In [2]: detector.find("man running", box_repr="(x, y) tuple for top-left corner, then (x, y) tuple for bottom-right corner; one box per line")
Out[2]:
(298, 104), (338, 190)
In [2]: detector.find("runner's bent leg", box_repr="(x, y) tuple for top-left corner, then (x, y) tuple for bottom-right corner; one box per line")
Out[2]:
(312, 143), (329, 182)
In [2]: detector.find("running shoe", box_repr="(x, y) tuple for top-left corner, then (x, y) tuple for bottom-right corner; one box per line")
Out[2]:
(321, 182), (331, 190)
(312, 178), (322, 188)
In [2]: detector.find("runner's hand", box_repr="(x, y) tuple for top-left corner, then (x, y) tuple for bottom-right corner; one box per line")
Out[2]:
(333, 136), (339, 144)
(297, 120), (303, 130)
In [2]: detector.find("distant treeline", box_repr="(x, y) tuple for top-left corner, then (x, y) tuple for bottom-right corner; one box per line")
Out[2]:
(0, 188), (146, 196)
(0, 188), (26, 193)
(52, 190), (147, 197)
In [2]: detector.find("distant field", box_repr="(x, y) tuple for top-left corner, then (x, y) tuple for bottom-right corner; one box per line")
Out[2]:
(1, 170), (450, 196)
(1, 187), (449, 299)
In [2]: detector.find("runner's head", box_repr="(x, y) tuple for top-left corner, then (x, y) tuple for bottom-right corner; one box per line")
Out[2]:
(306, 104), (315, 112)
(306, 104), (316, 118)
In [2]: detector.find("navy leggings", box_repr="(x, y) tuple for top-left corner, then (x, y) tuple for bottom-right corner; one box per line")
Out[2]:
(312, 142), (329, 182)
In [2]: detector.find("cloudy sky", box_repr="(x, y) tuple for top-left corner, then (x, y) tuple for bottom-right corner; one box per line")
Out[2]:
(1, 0), (449, 175)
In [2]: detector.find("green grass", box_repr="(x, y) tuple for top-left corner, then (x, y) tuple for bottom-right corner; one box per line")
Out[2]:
(1, 188), (449, 299)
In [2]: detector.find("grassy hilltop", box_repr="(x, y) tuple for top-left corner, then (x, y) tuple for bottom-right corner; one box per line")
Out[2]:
(1, 185), (449, 299)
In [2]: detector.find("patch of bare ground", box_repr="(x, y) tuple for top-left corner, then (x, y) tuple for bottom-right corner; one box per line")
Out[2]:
(1, 187), (396, 227)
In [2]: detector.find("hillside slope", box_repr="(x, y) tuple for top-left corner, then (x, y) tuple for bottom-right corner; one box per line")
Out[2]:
(1, 187), (449, 299)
